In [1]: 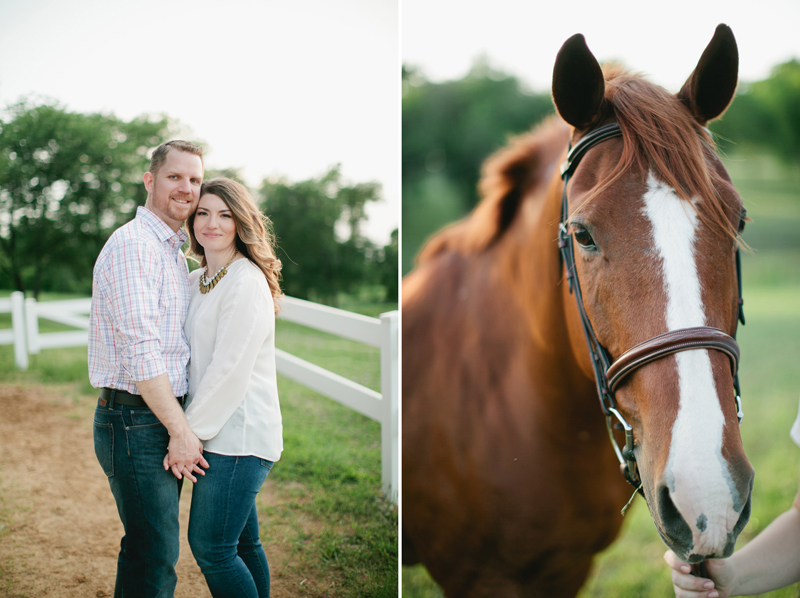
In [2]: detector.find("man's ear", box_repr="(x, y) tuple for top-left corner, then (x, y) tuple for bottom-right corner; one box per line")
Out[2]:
(143, 171), (154, 193)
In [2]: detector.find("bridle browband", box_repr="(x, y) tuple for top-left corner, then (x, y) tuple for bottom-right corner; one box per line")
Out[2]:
(557, 122), (745, 492)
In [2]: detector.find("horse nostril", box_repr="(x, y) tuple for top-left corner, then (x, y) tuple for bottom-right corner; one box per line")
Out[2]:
(732, 489), (752, 539)
(657, 484), (693, 551)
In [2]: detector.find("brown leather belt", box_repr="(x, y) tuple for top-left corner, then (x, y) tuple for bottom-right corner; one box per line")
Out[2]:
(99, 388), (187, 408)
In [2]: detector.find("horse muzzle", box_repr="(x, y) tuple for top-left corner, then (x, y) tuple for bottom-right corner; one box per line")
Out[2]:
(647, 458), (753, 562)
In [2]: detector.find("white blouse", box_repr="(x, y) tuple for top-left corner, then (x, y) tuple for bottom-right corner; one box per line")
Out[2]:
(183, 258), (283, 461)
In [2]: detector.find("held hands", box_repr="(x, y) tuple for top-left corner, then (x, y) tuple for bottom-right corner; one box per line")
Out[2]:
(664, 551), (736, 598)
(163, 429), (210, 483)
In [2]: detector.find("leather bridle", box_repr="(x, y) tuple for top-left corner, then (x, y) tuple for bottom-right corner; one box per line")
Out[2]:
(557, 122), (745, 492)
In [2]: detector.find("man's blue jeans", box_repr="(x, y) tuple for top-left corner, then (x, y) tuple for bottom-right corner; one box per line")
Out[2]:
(188, 452), (273, 598)
(93, 400), (182, 598)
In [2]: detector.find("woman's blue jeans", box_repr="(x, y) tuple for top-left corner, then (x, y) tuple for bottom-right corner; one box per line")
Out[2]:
(188, 452), (273, 598)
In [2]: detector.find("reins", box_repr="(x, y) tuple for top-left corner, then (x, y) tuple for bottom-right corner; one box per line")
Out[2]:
(557, 122), (745, 494)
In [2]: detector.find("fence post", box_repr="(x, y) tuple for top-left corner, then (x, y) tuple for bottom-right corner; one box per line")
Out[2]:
(11, 292), (28, 370)
(380, 310), (399, 503)
(25, 297), (40, 354)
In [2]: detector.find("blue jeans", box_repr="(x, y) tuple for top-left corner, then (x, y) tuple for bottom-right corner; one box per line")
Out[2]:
(93, 400), (183, 598)
(188, 452), (273, 598)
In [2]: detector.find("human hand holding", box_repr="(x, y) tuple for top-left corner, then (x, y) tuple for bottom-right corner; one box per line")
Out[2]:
(664, 550), (737, 598)
(164, 429), (210, 483)
(135, 374), (210, 482)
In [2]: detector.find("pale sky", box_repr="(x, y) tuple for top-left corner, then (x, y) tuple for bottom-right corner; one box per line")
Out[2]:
(3, 1), (797, 246)
(0, 0), (399, 244)
(403, 0), (800, 94)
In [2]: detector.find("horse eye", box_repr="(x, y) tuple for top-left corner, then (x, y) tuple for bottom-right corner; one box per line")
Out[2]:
(572, 225), (596, 249)
(738, 208), (747, 234)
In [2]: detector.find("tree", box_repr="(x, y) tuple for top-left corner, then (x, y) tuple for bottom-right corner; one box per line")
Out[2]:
(711, 59), (800, 163)
(259, 166), (381, 305)
(203, 167), (247, 186)
(378, 228), (398, 302)
(402, 61), (554, 274)
(0, 100), (171, 296)
(403, 59), (554, 211)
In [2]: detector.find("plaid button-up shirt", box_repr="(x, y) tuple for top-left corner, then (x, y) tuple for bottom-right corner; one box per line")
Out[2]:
(89, 206), (192, 396)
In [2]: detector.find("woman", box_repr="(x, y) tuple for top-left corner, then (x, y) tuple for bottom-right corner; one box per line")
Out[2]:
(182, 177), (283, 598)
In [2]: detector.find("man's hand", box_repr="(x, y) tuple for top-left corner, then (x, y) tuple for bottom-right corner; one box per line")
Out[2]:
(164, 429), (210, 483)
(135, 373), (211, 483)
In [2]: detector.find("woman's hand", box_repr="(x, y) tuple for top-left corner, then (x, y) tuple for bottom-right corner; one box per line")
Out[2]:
(163, 452), (209, 483)
(664, 551), (737, 598)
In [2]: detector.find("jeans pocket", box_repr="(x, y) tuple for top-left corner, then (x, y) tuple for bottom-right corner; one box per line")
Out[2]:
(93, 421), (114, 478)
(125, 410), (170, 458)
(128, 409), (164, 429)
(259, 459), (274, 473)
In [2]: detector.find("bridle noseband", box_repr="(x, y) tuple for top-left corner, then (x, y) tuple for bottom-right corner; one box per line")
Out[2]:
(557, 122), (745, 492)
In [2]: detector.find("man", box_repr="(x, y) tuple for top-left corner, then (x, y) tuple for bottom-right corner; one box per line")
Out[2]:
(89, 140), (209, 597)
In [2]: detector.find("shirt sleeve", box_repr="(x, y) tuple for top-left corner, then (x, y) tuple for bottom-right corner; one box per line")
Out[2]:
(184, 273), (273, 440)
(95, 239), (168, 382)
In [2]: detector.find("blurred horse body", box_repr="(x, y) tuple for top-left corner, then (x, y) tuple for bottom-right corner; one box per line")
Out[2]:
(403, 25), (753, 597)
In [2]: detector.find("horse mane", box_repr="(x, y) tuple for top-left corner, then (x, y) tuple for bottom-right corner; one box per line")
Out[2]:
(416, 116), (569, 264)
(597, 64), (737, 239)
(416, 65), (738, 268)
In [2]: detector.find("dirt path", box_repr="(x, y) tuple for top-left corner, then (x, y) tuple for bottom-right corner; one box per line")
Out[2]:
(0, 384), (308, 598)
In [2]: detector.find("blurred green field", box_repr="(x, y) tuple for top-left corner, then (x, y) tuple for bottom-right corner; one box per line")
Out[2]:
(402, 153), (800, 597)
(0, 297), (398, 598)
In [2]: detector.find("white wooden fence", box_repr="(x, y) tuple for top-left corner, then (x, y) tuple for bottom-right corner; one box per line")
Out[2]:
(0, 291), (399, 501)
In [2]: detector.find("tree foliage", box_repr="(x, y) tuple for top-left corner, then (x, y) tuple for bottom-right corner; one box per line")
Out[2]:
(711, 59), (800, 162)
(0, 101), (169, 296)
(402, 60), (554, 273)
(378, 228), (398, 302)
(0, 101), (395, 303)
(402, 57), (800, 274)
(259, 166), (383, 305)
(403, 59), (554, 212)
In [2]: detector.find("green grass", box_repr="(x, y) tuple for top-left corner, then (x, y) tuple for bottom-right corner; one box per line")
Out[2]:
(276, 320), (381, 392)
(270, 307), (398, 597)
(0, 296), (398, 598)
(269, 377), (397, 597)
(403, 152), (800, 597)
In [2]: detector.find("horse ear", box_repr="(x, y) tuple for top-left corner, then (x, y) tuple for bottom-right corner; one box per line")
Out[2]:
(678, 24), (738, 124)
(552, 34), (606, 129)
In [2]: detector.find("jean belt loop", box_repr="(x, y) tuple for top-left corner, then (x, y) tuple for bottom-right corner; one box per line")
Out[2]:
(108, 389), (116, 410)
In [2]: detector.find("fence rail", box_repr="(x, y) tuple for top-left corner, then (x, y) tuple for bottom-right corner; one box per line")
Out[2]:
(1, 291), (398, 501)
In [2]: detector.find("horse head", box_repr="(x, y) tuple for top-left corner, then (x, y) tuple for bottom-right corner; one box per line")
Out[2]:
(551, 24), (753, 563)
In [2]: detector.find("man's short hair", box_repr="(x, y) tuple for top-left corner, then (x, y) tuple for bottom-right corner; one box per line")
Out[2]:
(149, 140), (204, 176)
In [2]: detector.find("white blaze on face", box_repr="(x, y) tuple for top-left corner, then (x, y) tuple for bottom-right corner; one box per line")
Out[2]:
(643, 172), (738, 556)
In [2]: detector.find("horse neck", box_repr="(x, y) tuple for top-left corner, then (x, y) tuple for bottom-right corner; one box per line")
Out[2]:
(494, 166), (600, 416)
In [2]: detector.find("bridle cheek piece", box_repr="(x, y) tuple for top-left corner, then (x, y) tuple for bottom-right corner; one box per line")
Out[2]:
(558, 122), (745, 493)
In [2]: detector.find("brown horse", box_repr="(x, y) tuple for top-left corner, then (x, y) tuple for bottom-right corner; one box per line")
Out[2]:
(402, 24), (753, 597)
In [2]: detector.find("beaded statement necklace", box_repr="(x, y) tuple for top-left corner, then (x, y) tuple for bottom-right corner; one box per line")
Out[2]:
(199, 250), (238, 295)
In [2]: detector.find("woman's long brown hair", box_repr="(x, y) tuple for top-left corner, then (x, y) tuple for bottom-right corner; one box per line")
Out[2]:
(188, 177), (282, 313)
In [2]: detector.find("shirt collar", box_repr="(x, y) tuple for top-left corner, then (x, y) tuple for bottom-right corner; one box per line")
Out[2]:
(136, 206), (189, 245)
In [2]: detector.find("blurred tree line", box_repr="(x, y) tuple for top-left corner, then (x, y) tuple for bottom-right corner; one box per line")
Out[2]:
(0, 100), (397, 305)
(402, 57), (800, 275)
(402, 59), (553, 274)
